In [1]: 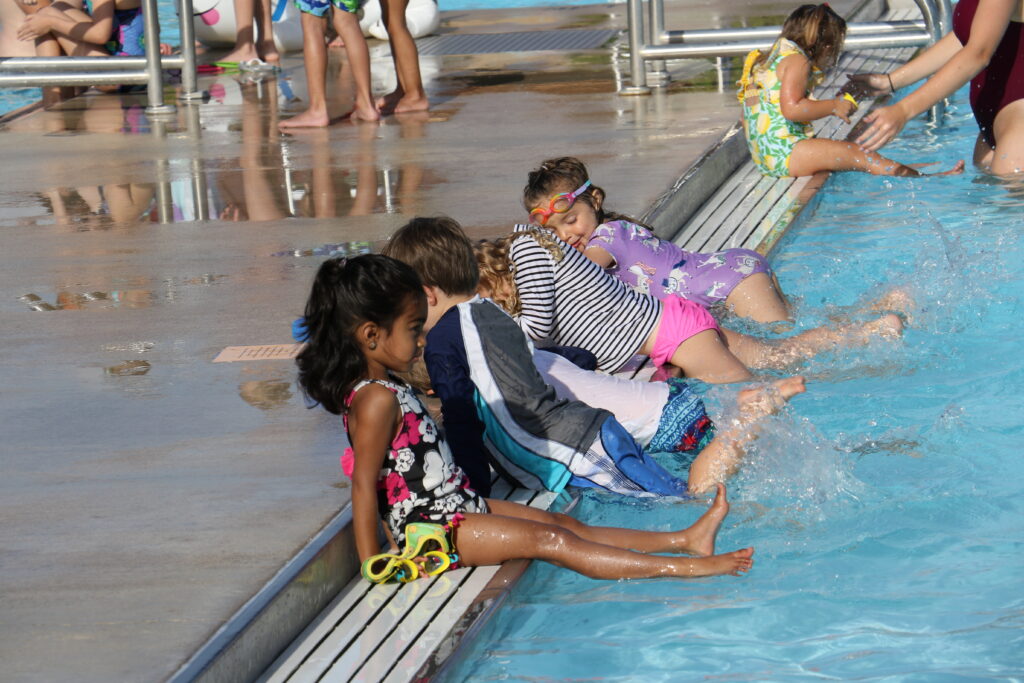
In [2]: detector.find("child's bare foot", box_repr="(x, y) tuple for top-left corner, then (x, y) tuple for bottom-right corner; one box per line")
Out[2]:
(376, 88), (429, 115)
(278, 108), (330, 129)
(679, 483), (729, 556)
(349, 101), (381, 122)
(220, 45), (260, 64)
(858, 313), (904, 342)
(932, 160), (966, 176)
(682, 547), (754, 577)
(869, 287), (915, 322)
(327, 35), (345, 48)
(737, 375), (806, 417)
(258, 40), (280, 65)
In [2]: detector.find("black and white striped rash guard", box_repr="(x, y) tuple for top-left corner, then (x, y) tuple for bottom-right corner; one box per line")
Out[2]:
(508, 225), (662, 373)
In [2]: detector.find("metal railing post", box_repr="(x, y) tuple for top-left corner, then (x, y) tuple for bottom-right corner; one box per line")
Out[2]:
(142, 0), (175, 114)
(647, 0), (669, 86)
(183, 103), (209, 220)
(935, 0), (953, 34)
(621, 0), (651, 95)
(151, 117), (174, 222)
(178, 0), (202, 101)
(910, 0), (944, 121)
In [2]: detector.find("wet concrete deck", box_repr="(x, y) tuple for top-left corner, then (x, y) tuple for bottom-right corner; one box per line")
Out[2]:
(0, 1), (856, 680)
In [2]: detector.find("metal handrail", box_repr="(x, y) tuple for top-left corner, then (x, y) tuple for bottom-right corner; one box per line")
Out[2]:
(0, 0), (199, 114)
(659, 20), (927, 44)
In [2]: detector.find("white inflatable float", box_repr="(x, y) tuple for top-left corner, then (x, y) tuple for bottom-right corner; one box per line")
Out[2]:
(192, 0), (440, 52)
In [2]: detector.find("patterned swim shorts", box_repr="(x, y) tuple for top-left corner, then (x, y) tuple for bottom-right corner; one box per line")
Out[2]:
(294, 0), (360, 17)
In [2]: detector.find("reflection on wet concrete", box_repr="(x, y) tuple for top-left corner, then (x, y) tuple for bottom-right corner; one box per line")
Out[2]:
(2, 74), (433, 230)
(271, 240), (372, 259)
(239, 379), (294, 411)
(105, 359), (152, 376)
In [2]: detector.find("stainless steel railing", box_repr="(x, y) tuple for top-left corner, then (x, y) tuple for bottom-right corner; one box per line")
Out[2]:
(0, 0), (200, 114)
(622, 0), (949, 120)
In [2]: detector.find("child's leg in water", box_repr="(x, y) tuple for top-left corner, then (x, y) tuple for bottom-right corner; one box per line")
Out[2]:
(724, 271), (792, 323)
(718, 313), (904, 370)
(456, 485), (754, 579)
(788, 138), (965, 177)
(664, 329), (754, 384)
(687, 376), (807, 493)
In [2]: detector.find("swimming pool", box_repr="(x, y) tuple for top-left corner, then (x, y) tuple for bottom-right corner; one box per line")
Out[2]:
(440, 87), (1024, 680)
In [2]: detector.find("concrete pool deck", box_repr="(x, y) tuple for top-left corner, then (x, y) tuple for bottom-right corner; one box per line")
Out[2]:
(0, 0), (864, 680)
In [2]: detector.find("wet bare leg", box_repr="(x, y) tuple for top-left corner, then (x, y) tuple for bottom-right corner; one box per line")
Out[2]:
(331, 9), (378, 121)
(221, 0), (261, 63)
(457, 507), (753, 579)
(255, 0), (279, 64)
(279, 12), (331, 129)
(486, 482), (731, 557)
(724, 271), (792, 323)
(654, 328), (754, 384)
(376, 0), (428, 114)
(789, 139), (964, 177)
(687, 376), (807, 493)
(720, 314), (903, 370)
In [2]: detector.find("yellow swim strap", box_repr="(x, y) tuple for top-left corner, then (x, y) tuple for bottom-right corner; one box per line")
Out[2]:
(737, 49), (761, 103)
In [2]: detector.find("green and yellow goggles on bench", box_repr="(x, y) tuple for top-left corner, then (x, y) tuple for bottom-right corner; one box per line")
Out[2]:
(361, 522), (459, 584)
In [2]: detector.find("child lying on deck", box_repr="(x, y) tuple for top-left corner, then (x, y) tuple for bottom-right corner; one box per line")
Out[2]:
(296, 253), (754, 582)
(523, 156), (792, 323)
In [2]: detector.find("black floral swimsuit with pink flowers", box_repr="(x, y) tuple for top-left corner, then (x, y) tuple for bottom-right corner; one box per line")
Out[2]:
(343, 378), (488, 545)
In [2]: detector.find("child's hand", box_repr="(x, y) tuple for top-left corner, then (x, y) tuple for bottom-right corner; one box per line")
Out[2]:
(17, 12), (50, 40)
(831, 96), (857, 123)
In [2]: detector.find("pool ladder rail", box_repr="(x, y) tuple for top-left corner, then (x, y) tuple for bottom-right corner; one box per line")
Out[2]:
(0, 0), (201, 116)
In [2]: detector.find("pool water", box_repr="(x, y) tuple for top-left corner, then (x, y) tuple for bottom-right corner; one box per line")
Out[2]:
(441, 87), (1024, 680)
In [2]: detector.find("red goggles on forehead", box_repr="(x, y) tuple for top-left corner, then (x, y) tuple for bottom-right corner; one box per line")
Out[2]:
(528, 180), (591, 226)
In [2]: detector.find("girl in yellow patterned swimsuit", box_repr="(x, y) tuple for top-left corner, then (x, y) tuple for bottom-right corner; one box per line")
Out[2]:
(739, 4), (964, 178)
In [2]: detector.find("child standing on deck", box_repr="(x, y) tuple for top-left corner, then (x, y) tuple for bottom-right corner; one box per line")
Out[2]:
(296, 253), (754, 581)
(524, 157), (792, 323)
(278, 0), (378, 128)
(374, 0), (429, 114)
(737, 3), (963, 177)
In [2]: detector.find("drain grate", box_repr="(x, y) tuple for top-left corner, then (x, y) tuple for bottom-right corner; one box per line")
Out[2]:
(416, 28), (620, 56)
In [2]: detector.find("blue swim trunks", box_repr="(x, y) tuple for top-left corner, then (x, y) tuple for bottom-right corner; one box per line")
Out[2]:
(294, 0), (360, 17)
(647, 378), (715, 462)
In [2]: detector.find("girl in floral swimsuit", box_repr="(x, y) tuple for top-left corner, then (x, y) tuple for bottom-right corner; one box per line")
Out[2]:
(738, 4), (963, 178)
(296, 254), (755, 581)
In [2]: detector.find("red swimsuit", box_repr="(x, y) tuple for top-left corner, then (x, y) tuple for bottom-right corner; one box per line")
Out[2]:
(952, 0), (1024, 148)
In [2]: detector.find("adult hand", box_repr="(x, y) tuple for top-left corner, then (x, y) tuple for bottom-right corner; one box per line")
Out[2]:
(17, 12), (50, 40)
(841, 73), (891, 99)
(856, 104), (908, 151)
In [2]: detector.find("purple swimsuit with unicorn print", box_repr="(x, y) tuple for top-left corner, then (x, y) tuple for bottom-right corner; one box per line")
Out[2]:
(588, 220), (772, 308)
(343, 377), (488, 545)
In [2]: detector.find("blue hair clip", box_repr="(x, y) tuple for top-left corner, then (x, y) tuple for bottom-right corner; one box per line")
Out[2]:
(292, 317), (310, 342)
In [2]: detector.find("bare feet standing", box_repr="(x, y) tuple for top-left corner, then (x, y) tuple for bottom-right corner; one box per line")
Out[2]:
(376, 87), (429, 115)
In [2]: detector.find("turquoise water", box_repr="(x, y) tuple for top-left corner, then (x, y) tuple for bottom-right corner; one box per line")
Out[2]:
(442, 88), (1024, 680)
